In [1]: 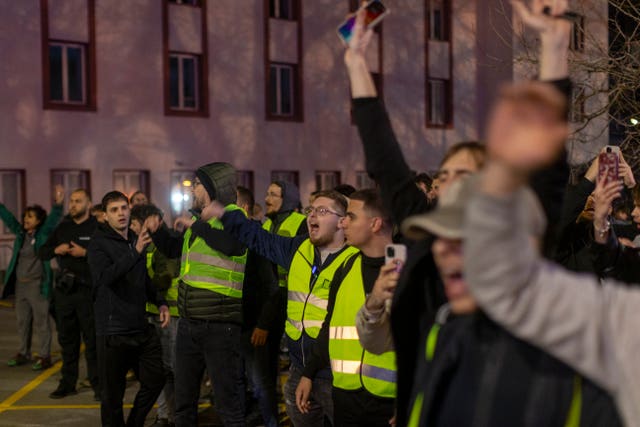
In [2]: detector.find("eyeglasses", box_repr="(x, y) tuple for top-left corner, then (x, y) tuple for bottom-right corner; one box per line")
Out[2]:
(303, 206), (343, 217)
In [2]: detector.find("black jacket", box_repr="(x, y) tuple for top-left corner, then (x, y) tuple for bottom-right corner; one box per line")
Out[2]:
(88, 222), (166, 336)
(411, 312), (622, 427)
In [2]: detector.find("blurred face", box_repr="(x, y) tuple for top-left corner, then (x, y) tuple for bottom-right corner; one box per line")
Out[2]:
(91, 209), (106, 223)
(632, 204), (640, 229)
(130, 193), (148, 207)
(69, 191), (91, 220)
(105, 199), (130, 233)
(23, 211), (41, 232)
(305, 196), (345, 248)
(432, 237), (477, 314)
(342, 199), (374, 249)
(130, 218), (143, 235)
(191, 177), (211, 210)
(436, 150), (480, 196)
(265, 184), (284, 215)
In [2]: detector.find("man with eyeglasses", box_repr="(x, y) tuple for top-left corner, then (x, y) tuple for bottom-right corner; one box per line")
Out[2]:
(145, 162), (248, 427)
(208, 190), (359, 427)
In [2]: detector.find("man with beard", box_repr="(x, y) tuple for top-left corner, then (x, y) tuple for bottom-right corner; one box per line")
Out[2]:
(40, 188), (99, 399)
(145, 162), (248, 427)
(208, 190), (359, 427)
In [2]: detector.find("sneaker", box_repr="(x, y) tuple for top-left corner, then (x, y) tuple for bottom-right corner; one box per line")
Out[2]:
(49, 385), (78, 399)
(32, 357), (52, 371)
(7, 353), (30, 367)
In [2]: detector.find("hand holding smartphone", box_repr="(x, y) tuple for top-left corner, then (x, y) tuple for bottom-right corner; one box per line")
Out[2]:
(337, 0), (389, 45)
(385, 244), (407, 273)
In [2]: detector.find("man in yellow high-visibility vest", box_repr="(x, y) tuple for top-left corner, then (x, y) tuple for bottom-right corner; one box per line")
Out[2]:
(295, 189), (397, 427)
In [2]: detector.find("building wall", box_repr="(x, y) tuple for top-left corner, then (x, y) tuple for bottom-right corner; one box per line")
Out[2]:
(0, 0), (487, 222)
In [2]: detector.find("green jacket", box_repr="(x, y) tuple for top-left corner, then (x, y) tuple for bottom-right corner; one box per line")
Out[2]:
(0, 203), (63, 299)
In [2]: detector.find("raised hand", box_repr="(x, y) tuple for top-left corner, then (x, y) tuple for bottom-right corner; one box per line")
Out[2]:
(618, 154), (636, 188)
(144, 214), (163, 234)
(592, 173), (623, 243)
(53, 185), (65, 205)
(365, 262), (400, 312)
(135, 227), (152, 254)
(201, 200), (226, 221)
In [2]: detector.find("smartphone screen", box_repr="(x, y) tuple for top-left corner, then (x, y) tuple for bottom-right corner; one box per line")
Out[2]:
(337, 0), (388, 45)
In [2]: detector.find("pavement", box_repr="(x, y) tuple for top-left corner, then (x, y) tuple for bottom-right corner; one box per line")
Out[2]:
(0, 299), (225, 426)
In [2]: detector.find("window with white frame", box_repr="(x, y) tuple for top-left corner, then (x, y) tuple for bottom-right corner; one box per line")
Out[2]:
(0, 170), (25, 238)
(51, 170), (91, 205)
(271, 170), (299, 187)
(48, 42), (86, 104)
(569, 15), (585, 52)
(169, 53), (200, 111)
(113, 170), (150, 199)
(269, 0), (295, 20)
(170, 170), (194, 218)
(315, 171), (341, 191)
(428, 79), (448, 126)
(269, 63), (296, 117)
(355, 171), (375, 190)
(236, 170), (255, 194)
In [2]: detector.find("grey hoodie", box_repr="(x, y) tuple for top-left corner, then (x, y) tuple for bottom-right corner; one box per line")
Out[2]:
(464, 186), (640, 427)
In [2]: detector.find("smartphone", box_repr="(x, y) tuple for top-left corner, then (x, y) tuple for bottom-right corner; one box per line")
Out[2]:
(598, 147), (619, 186)
(337, 0), (389, 45)
(385, 244), (407, 271)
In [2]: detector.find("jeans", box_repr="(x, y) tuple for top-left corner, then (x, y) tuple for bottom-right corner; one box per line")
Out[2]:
(54, 286), (98, 390)
(284, 365), (333, 427)
(242, 329), (280, 427)
(97, 324), (165, 427)
(150, 315), (178, 422)
(174, 318), (246, 427)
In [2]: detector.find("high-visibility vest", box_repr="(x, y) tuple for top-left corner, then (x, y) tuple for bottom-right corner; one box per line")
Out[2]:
(285, 239), (358, 340)
(263, 212), (307, 288)
(178, 205), (247, 299)
(329, 255), (397, 398)
(145, 245), (180, 317)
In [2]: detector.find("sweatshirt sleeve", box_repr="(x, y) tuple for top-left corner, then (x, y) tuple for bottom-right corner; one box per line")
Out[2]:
(463, 187), (638, 395)
(0, 203), (22, 236)
(352, 98), (433, 225)
(150, 224), (184, 259)
(355, 304), (394, 355)
(221, 209), (302, 270)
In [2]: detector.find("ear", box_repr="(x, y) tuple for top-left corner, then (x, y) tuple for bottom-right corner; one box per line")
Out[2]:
(370, 217), (383, 233)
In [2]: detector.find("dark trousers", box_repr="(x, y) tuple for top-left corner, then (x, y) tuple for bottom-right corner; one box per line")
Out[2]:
(241, 328), (281, 427)
(174, 318), (246, 427)
(97, 324), (165, 427)
(53, 286), (98, 390)
(332, 387), (395, 427)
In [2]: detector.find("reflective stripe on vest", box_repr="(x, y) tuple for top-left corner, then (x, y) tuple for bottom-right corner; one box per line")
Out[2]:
(263, 212), (307, 288)
(285, 239), (359, 340)
(179, 205), (247, 299)
(328, 255), (396, 398)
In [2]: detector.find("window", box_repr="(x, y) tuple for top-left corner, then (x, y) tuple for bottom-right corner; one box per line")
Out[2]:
(41, 0), (96, 110)
(355, 171), (375, 189)
(315, 171), (341, 191)
(268, 63), (296, 117)
(50, 169), (91, 206)
(113, 170), (150, 199)
(269, 0), (295, 20)
(570, 85), (586, 123)
(169, 53), (201, 111)
(49, 43), (86, 104)
(236, 170), (255, 194)
(427, 79), (449, 126)
(0, 170), (26, 238)
(569, 15), (585, 52)
(169, 0), (201, 6)
(428, 0), (449, 41)
(170, 170), (195, 217)
(271, 170), (299, 187)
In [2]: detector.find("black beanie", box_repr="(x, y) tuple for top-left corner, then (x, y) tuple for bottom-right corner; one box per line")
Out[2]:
(195, 162), (238, 206)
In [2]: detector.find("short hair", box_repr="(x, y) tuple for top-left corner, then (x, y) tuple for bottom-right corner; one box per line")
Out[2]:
(90, 204), (105, 214)
(236, 186), (255, 214)
(130, 204), (163, 223)
(334, 184), (356, 197)
(310, 190), (348, 216)
(439, 141), (487, 169)
(349, 188), (391, 227)
(24, 205), (47, 226)
(70, 188), (92, 201)
(101, 191), (129, 209)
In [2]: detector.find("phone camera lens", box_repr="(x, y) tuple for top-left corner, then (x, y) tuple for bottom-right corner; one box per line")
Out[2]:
(387, 247), (395, 257)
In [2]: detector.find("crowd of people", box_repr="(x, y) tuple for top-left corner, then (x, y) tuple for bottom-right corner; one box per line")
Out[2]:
(1, 1), (640, 426)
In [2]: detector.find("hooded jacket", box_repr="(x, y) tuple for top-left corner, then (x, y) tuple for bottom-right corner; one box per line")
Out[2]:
(88, 222), (167, 336)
